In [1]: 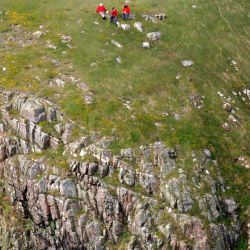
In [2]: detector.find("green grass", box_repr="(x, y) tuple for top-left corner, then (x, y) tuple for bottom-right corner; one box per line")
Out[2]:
(0, 0), (249, 244)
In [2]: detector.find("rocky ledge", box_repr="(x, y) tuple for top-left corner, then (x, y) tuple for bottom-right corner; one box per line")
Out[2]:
(0, 91), (241, 249)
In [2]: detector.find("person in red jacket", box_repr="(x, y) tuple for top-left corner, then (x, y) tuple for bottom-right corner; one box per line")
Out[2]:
(110, 7), (118, 25)
(122, 5), (131, 20)
(96, 3), (107, 20)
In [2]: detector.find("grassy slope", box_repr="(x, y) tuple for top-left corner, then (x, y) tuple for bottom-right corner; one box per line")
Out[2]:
(0, 0), (250, 247)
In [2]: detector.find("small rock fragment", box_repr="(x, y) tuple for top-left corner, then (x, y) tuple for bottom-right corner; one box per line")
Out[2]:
(116, 57), (122, 64)
(147, 32), (161, 41)
(222, 122), (231, 131)
(142, 42), (150, 49)
(111, 39), (123, 48)
(182, 60), (193, 67)
(32, 30), (43, 38)
(134, 22), (143, 32)
(223, 102), (232, 112)
(120, 23), (130, 30)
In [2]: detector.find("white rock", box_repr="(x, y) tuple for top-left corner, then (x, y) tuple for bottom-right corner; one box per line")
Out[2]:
(61, 35), (72, 43)
(176, 73), (182, 79)
(134, 22), (143, 32)
(33, 30), (43, 38)
(90, 62), (98, 67)
(55, 79), (65, 87)
(111, 39), (123, 48)
(181, 60), (193, 67)
(142, 42), (150, 49)
(120, 23), (130, 31)
(217, 91), (224, 97)
(155, 122), (162, 127)
(116, 57), (122, 64)
(231, 60), (237, 65)
(47, 43), (57, 49)
(147, 32), (161, 41)
(243, 89), (250, 100)
(80, 149), (87, 157)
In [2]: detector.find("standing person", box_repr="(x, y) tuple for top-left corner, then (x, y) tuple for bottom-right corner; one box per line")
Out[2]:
(96, 3), (107, 20)
(122, 5), (131, 20)
(110, 7), (118, 25)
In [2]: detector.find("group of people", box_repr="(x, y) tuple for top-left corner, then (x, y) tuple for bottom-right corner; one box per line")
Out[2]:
(96, 3), (131, 25)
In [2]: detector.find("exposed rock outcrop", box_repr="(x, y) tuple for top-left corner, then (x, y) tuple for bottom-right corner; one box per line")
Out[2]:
(0, 91), (242, 249)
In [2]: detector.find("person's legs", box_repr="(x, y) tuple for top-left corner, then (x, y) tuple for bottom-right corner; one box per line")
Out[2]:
(100, 12), (106, 20)
(110, 16), (113, 23)
(114, 16), (118, 25)
(122, 13), (125, 20)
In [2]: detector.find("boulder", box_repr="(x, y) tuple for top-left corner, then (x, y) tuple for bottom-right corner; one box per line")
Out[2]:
(147, 32), (161, 41)
(18, 98), (46, 123)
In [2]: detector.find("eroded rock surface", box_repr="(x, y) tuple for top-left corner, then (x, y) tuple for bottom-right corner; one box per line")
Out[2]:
(0, 91), (242, 249)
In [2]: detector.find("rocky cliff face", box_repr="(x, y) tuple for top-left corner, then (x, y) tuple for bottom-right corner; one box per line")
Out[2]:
(0, 91), (241, 249)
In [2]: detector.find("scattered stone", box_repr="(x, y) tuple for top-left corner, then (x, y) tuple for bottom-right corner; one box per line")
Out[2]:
(142, 42), (150, 49)
(46, 41), (57, 49)
(182, 60), (193, 67)
(238, 156), (250, 169)
(243, 89), (250, 100)
(176, 73), (182, 80)
(222, 122), (231, 131)
(155, 122), (162, 127)
(147, 32), (161, 41)
(66, 43), (73, 49)
(189, 95), (204, 109)
(84, 92), (93, 105)
(90, 62), (98, 67)
(142, 13), (166, 22)
(223, 102), (232, 112)
(192, 5), (197, 9)
(229, 114), (240, 124)
(116, 57), (122, 64)
(217, 91), (224, 97)
(61, 35), (72, 44)
(120, 148), (134, 160)
(120, 23), (130, 31)
(162, 112), (169, 117)
(203, 148), (211, 159)
(32, 30), (43, 38)
(111, 39), (123, 48)
(174, 113), (181, 120)
(134, 22), (143, 32)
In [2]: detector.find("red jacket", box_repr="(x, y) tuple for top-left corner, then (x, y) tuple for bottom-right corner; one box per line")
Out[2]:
(111, 9), (118, 17)
(96, 5), (106, 13)
(122, 6), (131, 14)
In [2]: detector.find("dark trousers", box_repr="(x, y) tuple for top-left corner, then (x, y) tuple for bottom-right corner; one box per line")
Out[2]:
(110, 16), (118, 25)
(122, 13), (129, 20)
